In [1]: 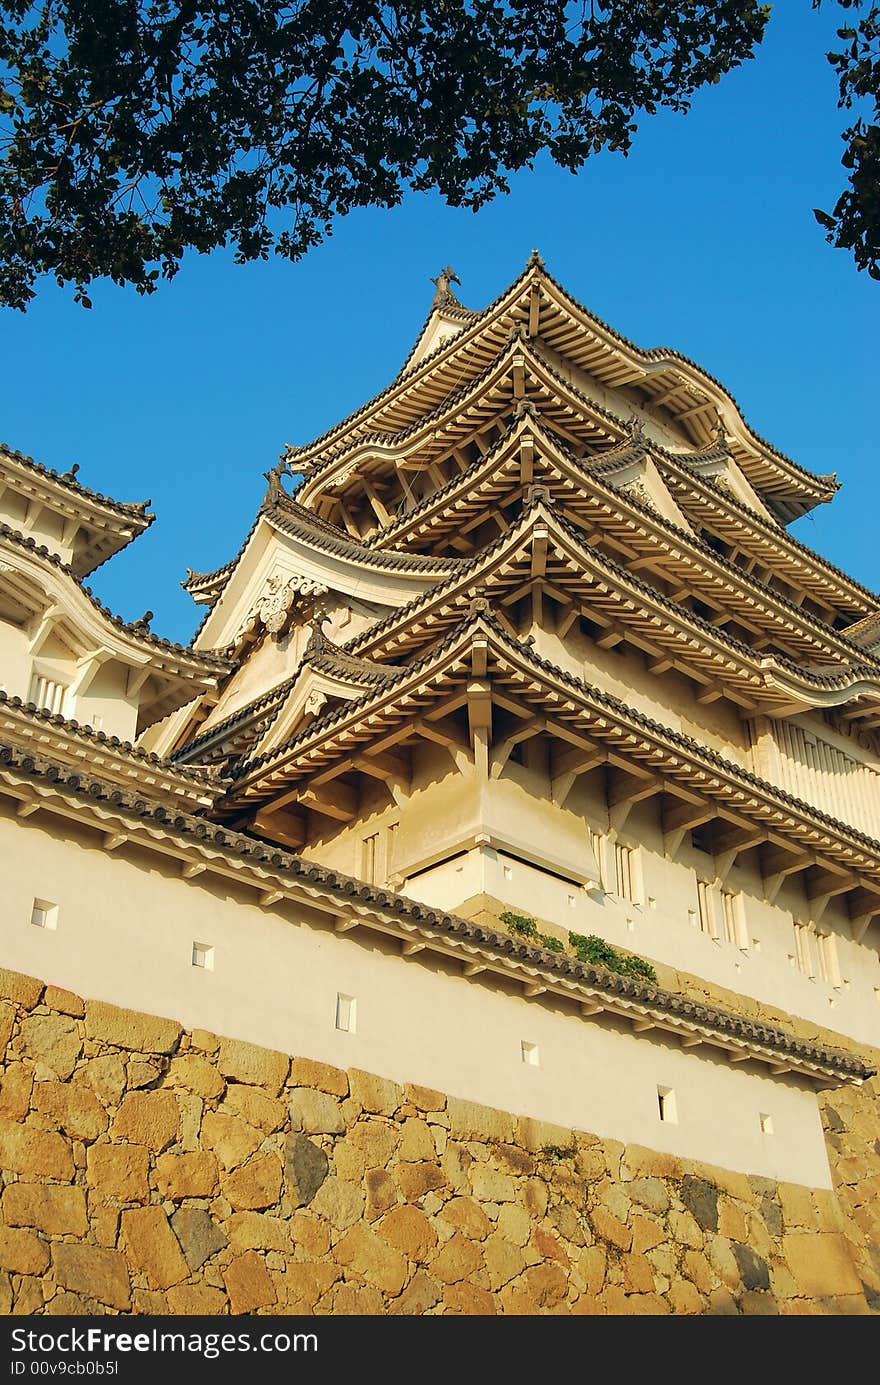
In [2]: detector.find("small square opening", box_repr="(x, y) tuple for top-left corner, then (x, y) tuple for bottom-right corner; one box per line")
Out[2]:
(657, 1086), (677, 1124)
(521, 1041), (539, 1067)
(30, 898), (57, 930)
(759, 1112), (774, 1136)
(336, 993), (356, 1034)
(191, 942), (214, 970)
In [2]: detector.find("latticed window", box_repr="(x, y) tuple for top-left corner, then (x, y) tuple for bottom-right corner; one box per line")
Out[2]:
(614, 842), (637, 902)
(696, 880), (716, 938)
(28, 672), (67, 715)
(794, 922), (841, 986)
(720, 888), (748, 950)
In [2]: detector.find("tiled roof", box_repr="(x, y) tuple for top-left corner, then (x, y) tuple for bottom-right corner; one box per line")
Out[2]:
(233, 610), (880, 862)
(0, 691), (218, 788)
(0, 737), (871, 1085)
(0, 443), (154, 522)
(1, 521), (230, 672)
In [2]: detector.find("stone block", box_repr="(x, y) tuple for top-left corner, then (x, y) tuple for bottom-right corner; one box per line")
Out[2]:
(121, 1206), (189, 1289)
(82, 1054), (126, 1105)
(223, 1153), (283, 1211)
(0, 1117), (73, 1179)
(166, 1053), (225, 1099)
(628, 1177), (669, 1216)
(201, 1111), (262, 1168)
(166, 1284), (229, 1315)
(31, 1081), (108, 1142)
(222, 1083), (285, 1131)
(227, 1211), (292, 1254)
(0, 968), (43, 1009)
(484, 1233), (527, 1290)
(447, 1096), (514, 1144)
(52, 1243), (130, 1311)
(111, 1090), (179, 1151)
(85, 1000), (181, 1055)
(2, 1183), (87, 1237)
(397, 1161), (447, 1201)
(679, 1175), (719, 1232)
(336, 1223), (408, 1296)
(782, 1233), (863, 1298)
(0, 1064), (34, 1121)
(364, 1168), (397, 1219)
(348, 1069), (401, 1116)
(289, 1212), (330, 1259)
(0, 1226), (49, 1276)
(351, 1119), (398, 1167)
(444, 1282), (497, 1315)
(516, 1116), (574, 1154)
(224, 1250), (276, 1313)
(19, 1014), (82, 1079)
(430, 1231), (484, 1285)
(310, 1175), (364, 1231)
(470, 1165), (516, 1203)
(590, 1206), (631, 1251)
(154, 1151), (219, 1199)
(392, 1270), (442, 1315)
(171, 1207), (227, 1272)
(43, 986), (85, 1018)
(379, 1204), (437, 1262)
(441, 1195), (492, 1241)
(217, 1038), (288, 1093)
(290, 1057), (349, 1097)
(285, 1133), (329, 1207)
(399, 1117), (436, 1163)
(289, 1087), (344, 1135)
(404, 1083), (446, 1113)
(86, 1142), (149, 1201)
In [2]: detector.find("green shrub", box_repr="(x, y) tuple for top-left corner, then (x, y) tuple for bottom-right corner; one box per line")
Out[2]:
(540, 934), (565, 953)
(568, 932), (657, 984)
(500, 910), (538, 937)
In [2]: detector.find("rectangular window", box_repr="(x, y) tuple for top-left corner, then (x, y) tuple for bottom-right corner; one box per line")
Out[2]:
(657, 1086), (677, 1124)
(696, 880), (716, 939)
(191, 942), (214, 970)
(30, 898), (58, 930)
(614, 842), (637, 902)
(521, 1041), (539, 1067)
(335, 993), (356, 1033)
(28, 674), (67, 716)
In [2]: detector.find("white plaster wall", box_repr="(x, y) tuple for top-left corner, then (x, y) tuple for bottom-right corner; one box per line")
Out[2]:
(0, 809), (835, 1189)
(0, 622), (30, 700)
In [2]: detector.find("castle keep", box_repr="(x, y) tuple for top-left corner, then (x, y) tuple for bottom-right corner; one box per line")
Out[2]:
(1, 258), (878, 1314)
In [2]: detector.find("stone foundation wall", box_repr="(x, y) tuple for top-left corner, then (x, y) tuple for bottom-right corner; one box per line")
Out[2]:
(0, 967), (875, 1316)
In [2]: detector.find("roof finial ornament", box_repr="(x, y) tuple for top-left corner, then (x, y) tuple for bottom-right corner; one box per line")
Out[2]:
(262, 459), (287, 505)
(132, 610), (153, 633)
(431, 265), (461, 309)
(527, 248), (545, 269)
(61, 463), (80, 481)
(627, 415), (647, 445)
(713, 413), (730, 451)
(306, 607), (331, 656)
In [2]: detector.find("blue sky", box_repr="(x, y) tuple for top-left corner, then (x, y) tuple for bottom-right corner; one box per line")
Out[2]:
(1, 3), (876, 645)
